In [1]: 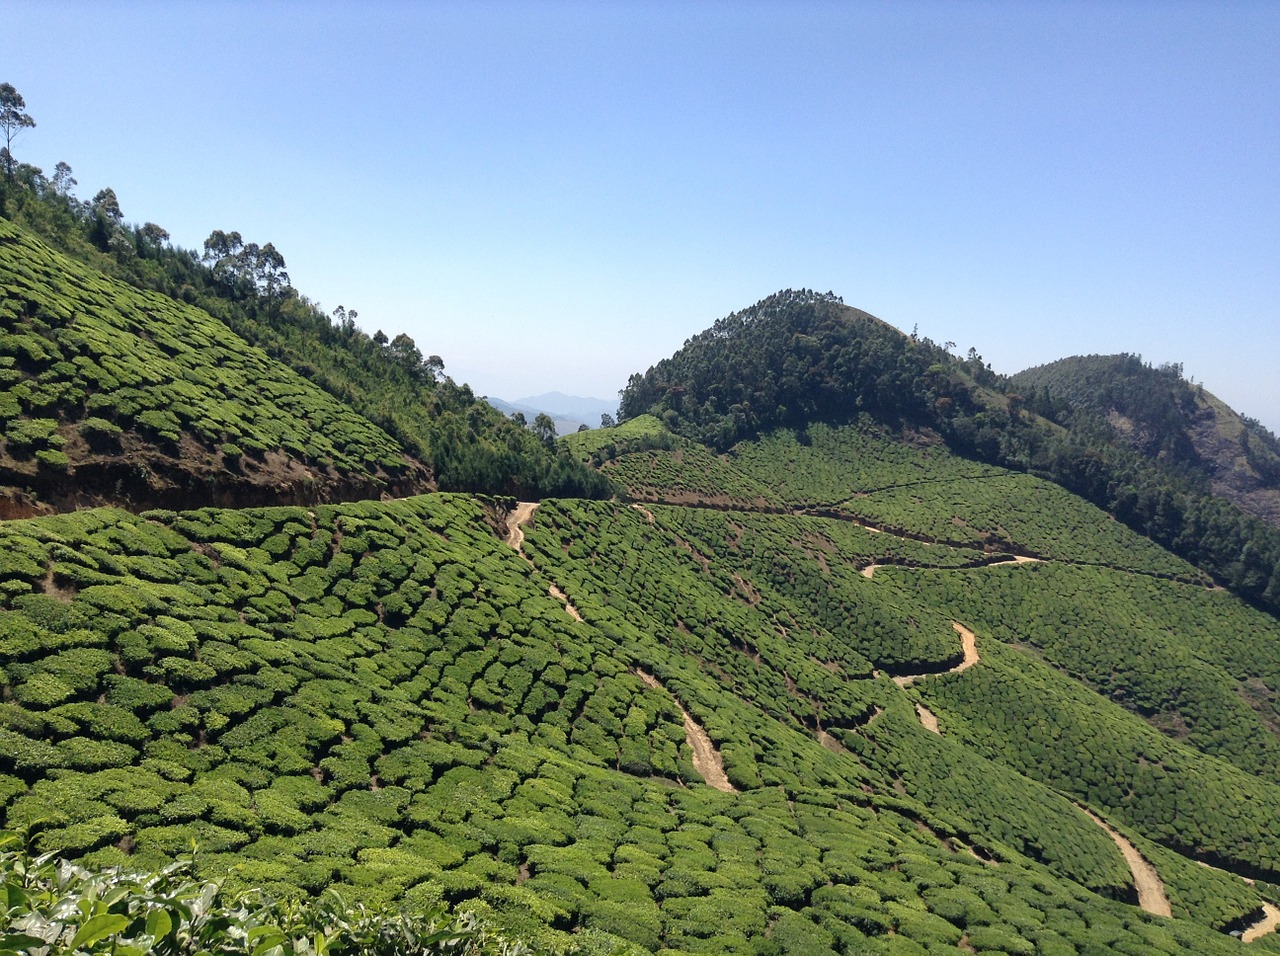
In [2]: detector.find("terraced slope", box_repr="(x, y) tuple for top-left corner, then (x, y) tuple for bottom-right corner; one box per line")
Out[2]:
(565, 417), (1280, 936)
(0, 218), (431, 515)
(6, 488), (1279, 952)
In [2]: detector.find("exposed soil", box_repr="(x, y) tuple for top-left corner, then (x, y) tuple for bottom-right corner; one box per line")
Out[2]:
(504, 501), (539, 549)
(1077, 806), (1172, 918)
(915, 703), (941, 735)
(816, 729), (849, 753)
(630, 503), (656, 524)
(635, 669), (737, 793)
(1242, 904), (1280, 943)
(548, 584), (583, 622)
(1, 427), (435, 518)
(893, 623), (978, 688)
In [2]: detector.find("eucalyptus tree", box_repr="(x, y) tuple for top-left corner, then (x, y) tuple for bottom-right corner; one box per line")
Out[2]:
(0, 82), (35, 179)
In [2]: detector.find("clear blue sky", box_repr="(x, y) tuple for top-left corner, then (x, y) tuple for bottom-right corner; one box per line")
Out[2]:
(8, 1), (1279, 429)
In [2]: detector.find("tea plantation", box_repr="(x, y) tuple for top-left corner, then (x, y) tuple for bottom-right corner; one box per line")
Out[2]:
(0, 219), (428, 512)
(3, 475), (1280, 951)
(6, 218), (1280, 952)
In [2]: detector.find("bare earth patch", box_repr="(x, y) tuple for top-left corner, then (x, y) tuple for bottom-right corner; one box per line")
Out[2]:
(817, 729), (849, 753)
(548, 584), (583, 622)
(504, 501), (539, 549)
(630, 503), (656, 524)
(636, 669), (738, 793)
(915, 703), (941, 734)
(1077, 806), (1171, 917)
(1243, 903), (1280, 943)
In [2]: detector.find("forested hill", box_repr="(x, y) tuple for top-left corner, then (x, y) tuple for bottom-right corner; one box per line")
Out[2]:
(1013, 354), (1280, 528)
(619, 290), (1280, 615)
(618, 290), (964, 450)
(0, 170), (612, 508)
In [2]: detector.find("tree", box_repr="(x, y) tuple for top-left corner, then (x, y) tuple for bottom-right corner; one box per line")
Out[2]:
(389, 333), (425, 377)
(92, 187), (122, 222)
(247, 241), (290, 300)
(139, 223), (170, 250)
(600, 413), (616, 429)
(532, 413), (557, 447)
(333, 305), (359, 338)
(51, 161), (76, 197)
(0, 83), (35, 180)
(203, 229), (244, 264)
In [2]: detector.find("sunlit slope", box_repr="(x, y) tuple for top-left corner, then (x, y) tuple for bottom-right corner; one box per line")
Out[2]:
(1, 494), (1270, 951)
(0, 218), (429, 513)
(599, 419), (1202, 577)
(887, 561), (1280, 782)
(1013, 353), (1280, 528)
(573, 416), (1280, 930)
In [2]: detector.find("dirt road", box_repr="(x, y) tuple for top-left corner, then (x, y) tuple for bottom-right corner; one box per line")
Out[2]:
(636, 670), (737, 793)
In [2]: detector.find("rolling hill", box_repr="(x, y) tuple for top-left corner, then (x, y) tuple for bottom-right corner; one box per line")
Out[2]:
(1012, 353), (1280, 528)
(5, 177), (1280, 953)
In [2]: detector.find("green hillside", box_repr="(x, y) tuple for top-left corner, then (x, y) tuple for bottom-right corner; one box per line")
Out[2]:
(0, 218), (430, 515)
(617, 291), (1280, 616)
(6, 488), (1280, 952)
(6, 169), (1280, 953)
(1, 179), (611, 502)
(1013, 354), (1280, 528)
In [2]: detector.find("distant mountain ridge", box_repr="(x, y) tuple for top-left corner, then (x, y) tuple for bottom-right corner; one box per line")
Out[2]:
(486, 392), (615, 436)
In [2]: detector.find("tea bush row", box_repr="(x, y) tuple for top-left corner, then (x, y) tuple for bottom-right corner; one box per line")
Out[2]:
(0, 218), (408, 478)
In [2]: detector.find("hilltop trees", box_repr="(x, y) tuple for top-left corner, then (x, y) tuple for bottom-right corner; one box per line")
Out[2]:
(0, 82), (35, 180)
(202, 230), (292, 303)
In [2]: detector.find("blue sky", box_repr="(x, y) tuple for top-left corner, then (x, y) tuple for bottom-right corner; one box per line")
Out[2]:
(8, 1), (1280, 429)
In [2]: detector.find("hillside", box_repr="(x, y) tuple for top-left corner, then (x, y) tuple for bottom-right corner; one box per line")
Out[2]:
(5, 204), (1280, 951)
(0, 176), (612, 503)
(619, 291), (1280, 616)
(0, 218), (432, 517)
(7, 422), (1280, 951)
(1013, 354), (1280, 528)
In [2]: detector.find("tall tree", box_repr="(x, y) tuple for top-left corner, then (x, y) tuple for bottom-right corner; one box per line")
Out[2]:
(51, 161), (76, 196)
(532, 412), (557, 447)
(0, 83), (35, 180)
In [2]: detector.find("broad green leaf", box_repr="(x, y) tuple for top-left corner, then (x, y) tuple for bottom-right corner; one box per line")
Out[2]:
(68, 912), (130, 950)
(145, 907), (173, 940)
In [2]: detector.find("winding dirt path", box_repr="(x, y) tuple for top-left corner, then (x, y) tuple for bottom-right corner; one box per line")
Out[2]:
(636, 670), (737, 793)
(893, 623), (979, 688)
(1077, 806), (1171, 917)
(862, 555), (1040, 581)
(504, 502), (582, 622)
(504, 501), (539, 550)
(548, 584), (583, 622)
(1243, 904), (1280, 943)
